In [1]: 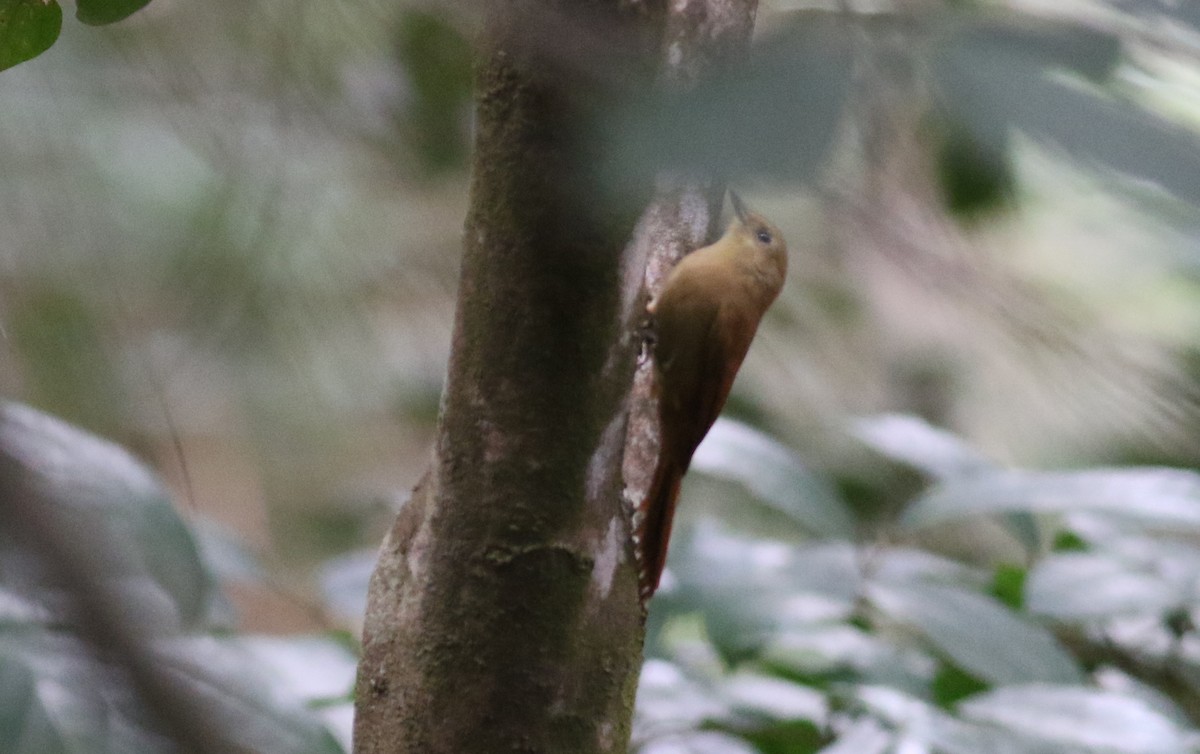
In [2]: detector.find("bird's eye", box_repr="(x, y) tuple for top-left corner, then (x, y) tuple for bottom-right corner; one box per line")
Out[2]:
(756, 229), (772, 244)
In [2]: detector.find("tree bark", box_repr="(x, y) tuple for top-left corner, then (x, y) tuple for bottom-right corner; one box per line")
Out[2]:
(353, 1), (756, 751)
(620, 0), (758, 592)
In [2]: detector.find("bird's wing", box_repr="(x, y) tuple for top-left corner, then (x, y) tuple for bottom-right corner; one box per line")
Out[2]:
(654, 277), (757, 469)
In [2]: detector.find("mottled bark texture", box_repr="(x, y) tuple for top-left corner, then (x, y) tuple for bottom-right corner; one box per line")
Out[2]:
(353, 1), (759, 751)
(353, 2), (663, 752)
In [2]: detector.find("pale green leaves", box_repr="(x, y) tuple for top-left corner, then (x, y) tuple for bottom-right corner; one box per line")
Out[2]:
(693, 418), (854, 538)
(641, 412), (1200, 752)
(0, 402), (352, 752)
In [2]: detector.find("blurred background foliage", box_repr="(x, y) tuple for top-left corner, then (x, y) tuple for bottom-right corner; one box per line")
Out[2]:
(6, 0), (1200, 752)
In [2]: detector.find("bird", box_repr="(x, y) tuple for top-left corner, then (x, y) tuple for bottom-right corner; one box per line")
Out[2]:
(637, 190), (788, 598)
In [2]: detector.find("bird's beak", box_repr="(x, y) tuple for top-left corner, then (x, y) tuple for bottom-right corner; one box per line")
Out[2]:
(729, 190), (749, 224)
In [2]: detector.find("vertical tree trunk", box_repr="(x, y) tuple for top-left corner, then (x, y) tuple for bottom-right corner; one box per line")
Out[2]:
(353, 1), (757, 751)
(353, 2), (664, 751)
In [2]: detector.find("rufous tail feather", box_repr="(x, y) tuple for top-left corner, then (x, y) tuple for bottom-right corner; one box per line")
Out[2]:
(637, 454), (683, 599)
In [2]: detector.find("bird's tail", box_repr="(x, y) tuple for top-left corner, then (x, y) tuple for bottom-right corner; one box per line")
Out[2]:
(636, 453), (684, 600)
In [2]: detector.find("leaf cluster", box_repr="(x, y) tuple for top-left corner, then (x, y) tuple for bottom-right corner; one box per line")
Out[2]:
(632, 416), (1200, 753)
(0, 402), (353, 753)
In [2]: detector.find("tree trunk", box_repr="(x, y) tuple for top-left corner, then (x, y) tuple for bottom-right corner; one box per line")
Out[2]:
(353, 1), (756, 751)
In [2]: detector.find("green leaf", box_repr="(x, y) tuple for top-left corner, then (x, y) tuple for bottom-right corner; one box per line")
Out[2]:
(852, 416), (1045, 553)
(934, 20), (1200, 207)
(602, 12), (853, 190)
(1094, 668), (1198, 730)
(0, 632), (173, 753)
(1016, 76), (1200, 206)
(667, 525), (863, 664)
(935, 120), (1016, 218)
(235, 635), (357, 705)
(159, 636), (349, 753)
(1025, 552), (1179, 620)
(192, 517), (267, 585)
(850, 685), (1062, 754)
(991, 563), (1026, 610)
(634, 659), (731, 741)
(814, 718), (892, 754)
(317, 549), (376, 626)
(0, 629), (348, 754)
(901, 468), (1200, 531)
(395, 9), (473, 174)
(0, 586), (46, 625)
(866, 581), (1083, 685)
(872, 547), (984, 587)
(8, 289), (129, 435)
(0, 651), (69, 754)
(1051, 530), (1088, 552)
(738, 718), (825, 754)
(1149, 3), (1200, 31)
(931, 662), (989, 708)
(940, 18), (1122, 84)
(930, 15), (1121, 212)
(0, 1), (61, 74)
(958, 685), (1192, 753)
(75, 0), (151, 26)
(718, 672), (827, 725)
(760, 622), (932, 693)
(849, 686), (942, 749)
(0, 402), (219, 629)
(852, 414), (996, 480)
(642, 731), (761, 754)
(694, 419), (855, 538)
(0, 405), (347, 750)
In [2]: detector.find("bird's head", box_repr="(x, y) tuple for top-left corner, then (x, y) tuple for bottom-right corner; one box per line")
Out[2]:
(728, 190), (787, 271)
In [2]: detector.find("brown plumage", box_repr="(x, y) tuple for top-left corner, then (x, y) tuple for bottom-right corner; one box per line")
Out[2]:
(638, 192), (788, 598)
